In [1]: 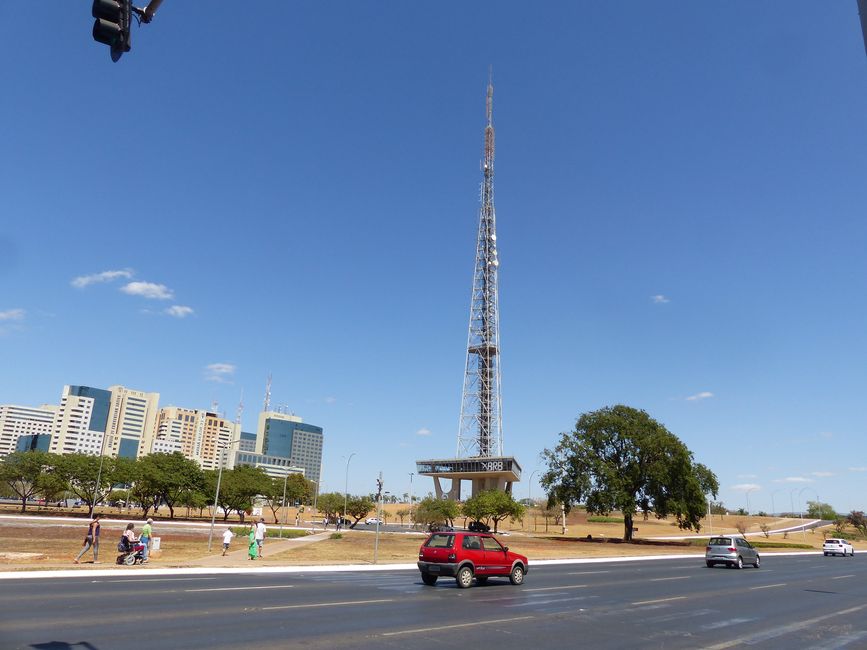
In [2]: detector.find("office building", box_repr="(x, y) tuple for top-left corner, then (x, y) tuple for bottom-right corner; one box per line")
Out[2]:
(0, 404), (58, 457)
(255, 411), (324, 486)
(152, 406), (239, 470)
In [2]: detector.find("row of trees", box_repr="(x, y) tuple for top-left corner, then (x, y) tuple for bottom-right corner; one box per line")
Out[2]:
(412, 490), (526, 532)
(0, 450), (313, 522)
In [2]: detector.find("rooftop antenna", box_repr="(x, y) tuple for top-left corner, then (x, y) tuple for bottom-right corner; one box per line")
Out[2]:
(263, 373), (272, 413)
(235, 389), (244, 428)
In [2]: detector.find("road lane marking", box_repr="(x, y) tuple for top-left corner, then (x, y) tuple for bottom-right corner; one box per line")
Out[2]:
(703, 604), (867, 649)
(567, 570), (610, 575)
(262, 598), (393, 611)
(524, 584), (587, 592)
(632, 596), (687, 606)
(506, 596), (592, 607)
(750, 583), (787, 590)
(831, 575), (855, 580)
(92, 577), (218, 583)
(649, 576), (690, 582)
(382, 615), (534, 637)
(186, 584), (295, 592)
(703, 617), (757, 630)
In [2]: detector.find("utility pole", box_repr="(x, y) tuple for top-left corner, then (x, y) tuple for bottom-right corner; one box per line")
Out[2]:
(373, 472), (383, 564)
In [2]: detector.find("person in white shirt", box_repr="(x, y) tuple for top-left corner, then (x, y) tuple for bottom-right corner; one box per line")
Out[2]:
(221, 527), (234, 556)
(255, 518), (267, 557)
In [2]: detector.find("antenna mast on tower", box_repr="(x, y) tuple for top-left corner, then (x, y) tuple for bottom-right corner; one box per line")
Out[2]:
(263, 373), (272, 413)
(457, 74), (503, 459)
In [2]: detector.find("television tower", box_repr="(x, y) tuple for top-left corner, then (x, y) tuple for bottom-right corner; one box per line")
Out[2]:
(457, 76), (503, 459)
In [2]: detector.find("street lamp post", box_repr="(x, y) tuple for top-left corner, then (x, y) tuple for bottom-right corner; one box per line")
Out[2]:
(207, 438), (242, 552)
(278, 462), (295, 539)
(343, 452), (356, 529)
(771, 489), (782, 517)
(745, 487), (757, 515)
(408, 472), (414, 528)
(90, 431), (111, 518)
(527, 469), (540, 533)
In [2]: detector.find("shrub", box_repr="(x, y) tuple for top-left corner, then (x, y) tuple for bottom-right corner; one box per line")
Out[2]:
(735, 520), (747, 535)
(330, 532), (343, 540)
(759, 523), (770, 538)
(587, 516), (624, 524)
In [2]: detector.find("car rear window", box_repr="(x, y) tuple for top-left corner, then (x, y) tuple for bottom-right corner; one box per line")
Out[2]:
(425, 534), (455, 549)
(826, 539), (841, 544)
(708, 537), (731, 546)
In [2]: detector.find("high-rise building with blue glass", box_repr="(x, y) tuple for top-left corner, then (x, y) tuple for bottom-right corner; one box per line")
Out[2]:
(254, 411), (324, 486)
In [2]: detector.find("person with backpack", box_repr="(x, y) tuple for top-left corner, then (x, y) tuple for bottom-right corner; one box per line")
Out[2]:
(73, 513), (102, 564)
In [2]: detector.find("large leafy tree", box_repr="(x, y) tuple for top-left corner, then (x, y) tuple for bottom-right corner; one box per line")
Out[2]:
(542, 405), (719, 541)
(136, 453), (205, 519)
(462, 490), (526, 533)
(315, 492), (346, 523)
(0, 451), (56, 512)
(54, 453), (137, 515)
(209, 466), (270, 523)
(260, 474), (312, 524)
(414, 496), (460, 528)
(345, 495), (375, 528)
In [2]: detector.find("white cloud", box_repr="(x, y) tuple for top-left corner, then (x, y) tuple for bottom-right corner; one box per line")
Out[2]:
(849, 467), (867, 473)
(205, 363), (236, 383)
(416, 427), (432, 436)
(773, 476), (814, 484)
(651, 295), (670, 304)
(71, 269), (134, 289)
(737, 474), (757, 479)
(165, 305), (194, 318)
(121, 281), (174, 300)
(0, 308), (25, 321)
(686, 391), (714, 401)
(324, 396), (337, 404)
(811, 471), (834, 478)
(731, 483), (761, 492)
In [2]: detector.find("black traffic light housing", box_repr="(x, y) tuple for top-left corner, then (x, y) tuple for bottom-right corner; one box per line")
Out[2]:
(92, 0), (131, 62)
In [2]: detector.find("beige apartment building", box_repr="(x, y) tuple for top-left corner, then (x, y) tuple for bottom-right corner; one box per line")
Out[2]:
(152, 406), (239, 470)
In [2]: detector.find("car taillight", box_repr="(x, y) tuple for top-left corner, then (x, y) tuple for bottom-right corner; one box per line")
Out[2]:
(705, 546), (711, 552)
(728, 547), (736, 552)
(448, 553), (456, 561)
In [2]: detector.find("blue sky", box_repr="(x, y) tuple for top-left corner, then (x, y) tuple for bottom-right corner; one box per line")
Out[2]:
(2, 2), (866, 515)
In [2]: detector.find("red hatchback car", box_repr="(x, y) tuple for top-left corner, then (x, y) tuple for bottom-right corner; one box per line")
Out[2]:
(417, 531), (529, 588)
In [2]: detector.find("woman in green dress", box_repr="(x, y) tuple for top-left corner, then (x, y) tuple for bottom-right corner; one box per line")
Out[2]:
(248, 525), (257, 560)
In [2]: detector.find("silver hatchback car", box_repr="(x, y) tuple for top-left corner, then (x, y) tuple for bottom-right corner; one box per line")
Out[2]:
(705, 535), (760, 569)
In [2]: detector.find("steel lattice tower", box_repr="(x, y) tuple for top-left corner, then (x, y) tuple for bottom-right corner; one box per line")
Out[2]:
(457, 79), (503, 459)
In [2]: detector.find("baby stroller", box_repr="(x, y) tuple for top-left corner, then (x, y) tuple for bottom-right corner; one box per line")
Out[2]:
(116, 536), (146, 565)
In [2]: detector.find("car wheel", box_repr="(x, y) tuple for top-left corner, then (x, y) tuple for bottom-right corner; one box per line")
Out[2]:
(421, 572), (438, 586)
(706, 561), (714, 568)
(824, 552), (828, 556)
(735, 556), (743, 570)
(509, 565), (525, 585)
(753, 555), (760, 569)
(456, 566), (474, 589)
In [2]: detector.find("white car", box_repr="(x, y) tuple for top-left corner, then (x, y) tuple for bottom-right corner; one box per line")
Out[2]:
(365, 517), (382, 525)
(823, 538), (855, 557)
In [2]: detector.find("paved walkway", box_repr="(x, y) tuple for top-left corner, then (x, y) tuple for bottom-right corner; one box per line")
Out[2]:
(193, 532), (333, 567)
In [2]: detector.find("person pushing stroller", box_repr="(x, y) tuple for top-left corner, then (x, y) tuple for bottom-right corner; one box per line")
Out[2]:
(116, 523), (146, 566)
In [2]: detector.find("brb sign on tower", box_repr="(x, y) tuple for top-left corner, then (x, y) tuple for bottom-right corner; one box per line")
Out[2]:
(416, 77), (521, 500)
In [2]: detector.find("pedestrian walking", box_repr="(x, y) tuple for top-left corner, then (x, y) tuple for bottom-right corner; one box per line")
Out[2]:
(247, 525), (257, 560)
(221, 527), (234, 556)
(255, 517), (267, 557)
(139, 518), (153, 563)
(73, 513), (102, 564)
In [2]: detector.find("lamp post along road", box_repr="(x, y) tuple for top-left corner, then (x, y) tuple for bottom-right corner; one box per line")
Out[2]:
(343, 452), (356, 528)
(279, 463), (294, 539)
(207, 438), (242, 552)
(408, 472), (414, 528)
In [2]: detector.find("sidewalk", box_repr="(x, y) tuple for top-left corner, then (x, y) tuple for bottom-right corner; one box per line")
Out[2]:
(194, 532), (333, 567)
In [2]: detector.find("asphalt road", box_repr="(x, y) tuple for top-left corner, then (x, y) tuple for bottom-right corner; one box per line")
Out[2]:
(2, 554), (865, 649)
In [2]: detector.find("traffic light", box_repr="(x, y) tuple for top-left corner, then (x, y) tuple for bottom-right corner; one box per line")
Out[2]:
(91, 0), (131, 62)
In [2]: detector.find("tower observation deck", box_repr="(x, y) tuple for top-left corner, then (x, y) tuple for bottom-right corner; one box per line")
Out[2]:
(417, 78), (521, 500)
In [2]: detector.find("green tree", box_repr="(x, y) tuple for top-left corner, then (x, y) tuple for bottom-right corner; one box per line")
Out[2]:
(462, 490), (526, 533)
(345, 495), (375, 528)
(806, 500), (837, 520)
(846, 511), (867, 536)
(541, 405), (718, 541)
(315, 492), (345, 523)
(395, 508), (410, 525)
(54, 453), (132, 515)
(260, 474), (311, 524)
(414, 496), (460, 528)
(0, 451), (55, 512)
(217, 466), (271, 523)
(136, 453), (205, 519)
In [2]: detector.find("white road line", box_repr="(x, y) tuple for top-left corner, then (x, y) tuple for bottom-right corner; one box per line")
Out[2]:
(381, 615), (534, 637)
(566, 570), (610, 575)
(830, 575), (855, 580)
(262, 598), (393, 611)
(506, 596), (592, 608)
(523, 584), (588, 592)
(92, 577), (217, 583)
(750, 583), (787, 590)
(186, 584), (295, 592)
(703, 604), (867, 649)
(649, 576), (690, 582)
(632, 596), (688, 606)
